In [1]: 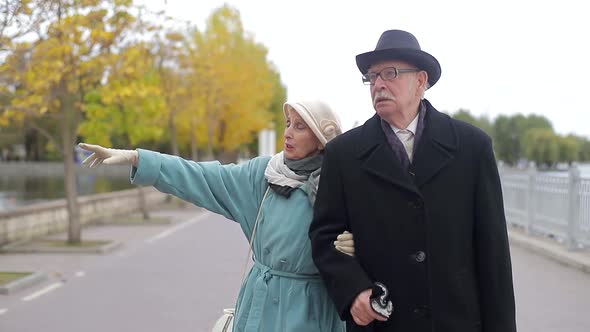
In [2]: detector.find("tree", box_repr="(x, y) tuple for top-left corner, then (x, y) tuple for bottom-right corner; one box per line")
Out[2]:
(79, 44), (166, 147)
(266, 69), (287, 154)
(243, 67), (287, 157)
(150, 29), (191, 157)
(493, 114), (553, 165)
(0, 0), (52, 50)
(451, 108), (492, 136)
(558, 135), (580, 165)
(580, 139), (590, 162)
(493, 115), (522, 165)
(79, 42), (166, 220)
(522, 128), (559, 168)
(1, 0), (137, 244)
(186, 5), (277, 162)
(568, 134), (590, 162)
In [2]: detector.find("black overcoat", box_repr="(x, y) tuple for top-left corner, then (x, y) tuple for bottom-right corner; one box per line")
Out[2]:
(310, 101), (516, 332)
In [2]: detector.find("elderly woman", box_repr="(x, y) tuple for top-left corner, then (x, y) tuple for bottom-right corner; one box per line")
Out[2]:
(79, 100), (346, 332)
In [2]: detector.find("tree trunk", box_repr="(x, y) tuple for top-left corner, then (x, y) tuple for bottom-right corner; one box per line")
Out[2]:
(63, 106), (81, 244)
(169, 111), (179, 156)
(218, 150), (239, 164)
(137, 187), (150, 220)
(190, 115), (198, 160)
(203, 104), (216, 161)
(204, 121), (214, 161)
(190, 137), (199, 161)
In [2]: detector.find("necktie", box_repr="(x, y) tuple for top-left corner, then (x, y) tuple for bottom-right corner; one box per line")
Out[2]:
(397, 129), (414, 161)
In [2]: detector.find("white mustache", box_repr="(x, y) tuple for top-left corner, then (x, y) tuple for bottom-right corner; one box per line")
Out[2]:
(373, 91), (395, 105)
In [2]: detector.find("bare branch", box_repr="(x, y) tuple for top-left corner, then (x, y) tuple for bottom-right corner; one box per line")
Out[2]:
(28, 118), (61, 154)
(0, 104), (62, 119)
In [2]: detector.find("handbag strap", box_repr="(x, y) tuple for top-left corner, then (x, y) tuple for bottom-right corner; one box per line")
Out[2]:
(241, 185), (270, 282)
(233, 186), (270, 317)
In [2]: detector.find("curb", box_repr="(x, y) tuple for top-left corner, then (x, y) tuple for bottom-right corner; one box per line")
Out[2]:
(0, 240), (122, 254)
(508, 229), (590, 274)
(95, 215), (172, 226)
(0, 271), (47, 295)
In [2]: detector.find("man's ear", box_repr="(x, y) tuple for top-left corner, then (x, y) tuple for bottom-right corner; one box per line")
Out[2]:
(416, 70), (428, 97)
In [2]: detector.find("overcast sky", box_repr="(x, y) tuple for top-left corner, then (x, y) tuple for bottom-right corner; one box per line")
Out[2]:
(138, 0), (590, 138)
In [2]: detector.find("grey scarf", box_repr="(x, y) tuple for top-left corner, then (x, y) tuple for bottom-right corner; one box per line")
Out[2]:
(264, 152), (323, 206)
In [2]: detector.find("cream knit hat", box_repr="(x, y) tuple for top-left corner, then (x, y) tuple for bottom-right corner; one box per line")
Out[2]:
(283, 100), (342, 147)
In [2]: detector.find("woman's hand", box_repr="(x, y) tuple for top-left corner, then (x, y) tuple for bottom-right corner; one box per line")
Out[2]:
(78, 143), (138, 168)
(334, 230), (355, 256)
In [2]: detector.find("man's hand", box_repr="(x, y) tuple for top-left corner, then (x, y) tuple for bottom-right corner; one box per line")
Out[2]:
(78, 143), (138, 168)
(350, 288), (388, 326)
(334, 231), (355, 256)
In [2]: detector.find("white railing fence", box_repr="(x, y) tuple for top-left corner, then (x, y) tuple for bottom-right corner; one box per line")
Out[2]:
(499, 164), (590, 250)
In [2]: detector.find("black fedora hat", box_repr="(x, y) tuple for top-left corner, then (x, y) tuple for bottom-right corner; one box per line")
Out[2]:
(356, 30), (441, 87)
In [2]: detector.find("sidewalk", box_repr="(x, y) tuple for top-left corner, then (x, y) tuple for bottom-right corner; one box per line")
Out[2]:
(507, 226), (590, 274)
(0, 201), (203, 295)
(1, 207), (589, 296)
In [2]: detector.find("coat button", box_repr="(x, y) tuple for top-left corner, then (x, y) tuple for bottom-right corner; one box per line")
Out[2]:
(414, 251), (426, 262)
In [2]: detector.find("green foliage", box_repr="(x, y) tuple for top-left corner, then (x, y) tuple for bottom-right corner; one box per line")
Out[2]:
(580, 140), (590, 162)
(522, 128), (559, 167)
(558, 136), (580, 164)
(79, 45), (166, 147)
(452, 109), (493, 136)
(1, 0), (137, 155)
(569, 135), (590, 162)
(451, 110), (590, 166)
(492, 114), (553, 165)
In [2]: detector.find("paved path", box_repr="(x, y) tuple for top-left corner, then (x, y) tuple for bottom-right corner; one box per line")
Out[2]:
(511, 244), (590, 331)
(0, 204), (247, 332)
(1, 204), (590, 331)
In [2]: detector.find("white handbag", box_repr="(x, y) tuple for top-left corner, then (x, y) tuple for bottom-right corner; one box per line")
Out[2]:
(212, 308), (235, 332)
(211, 187), (270, 332)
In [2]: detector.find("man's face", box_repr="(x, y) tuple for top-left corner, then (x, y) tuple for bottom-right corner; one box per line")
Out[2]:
(368, 60), (424, 120)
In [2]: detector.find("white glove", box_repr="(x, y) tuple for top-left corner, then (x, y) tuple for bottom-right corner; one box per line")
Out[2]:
(334, 231), (355, 257)
(78, 143), (138, 168)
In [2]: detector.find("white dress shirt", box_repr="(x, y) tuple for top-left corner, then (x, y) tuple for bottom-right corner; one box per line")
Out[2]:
(389, 113), (419, 161)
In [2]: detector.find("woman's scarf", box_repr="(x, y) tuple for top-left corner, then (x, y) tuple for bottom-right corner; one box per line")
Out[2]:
(264, 151), (323, 206)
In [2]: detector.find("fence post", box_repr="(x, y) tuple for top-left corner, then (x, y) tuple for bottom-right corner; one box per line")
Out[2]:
(566, 164), (581, 250)
(526, 162), (536, 234)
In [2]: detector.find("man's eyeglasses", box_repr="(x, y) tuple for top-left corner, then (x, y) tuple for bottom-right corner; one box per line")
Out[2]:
(362, 67), (421, 85)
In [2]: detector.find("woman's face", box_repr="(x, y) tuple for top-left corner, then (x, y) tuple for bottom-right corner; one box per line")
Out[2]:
(283, 108), (322, 160)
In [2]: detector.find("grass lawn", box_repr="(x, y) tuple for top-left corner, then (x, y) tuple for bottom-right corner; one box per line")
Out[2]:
(0, 272), (32, 286)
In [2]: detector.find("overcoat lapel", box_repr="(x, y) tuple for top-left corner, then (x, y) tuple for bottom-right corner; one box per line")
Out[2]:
(412, 102), (458, 187)
(355, 102), (458, 193)
(356, 115), (419, 196)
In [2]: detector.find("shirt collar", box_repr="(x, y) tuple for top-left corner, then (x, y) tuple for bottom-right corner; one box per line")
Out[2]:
(389, 107), (420, 135)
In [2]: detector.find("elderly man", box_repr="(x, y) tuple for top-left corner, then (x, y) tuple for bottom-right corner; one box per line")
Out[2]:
(310, 30), (517, 332)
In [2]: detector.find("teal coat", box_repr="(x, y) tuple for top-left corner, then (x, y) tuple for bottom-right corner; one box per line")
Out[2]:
(131, 149), (345, 332)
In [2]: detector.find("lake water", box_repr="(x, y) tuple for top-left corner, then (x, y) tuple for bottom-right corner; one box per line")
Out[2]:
(0, 175), (134, 212)
(1, 163), (587, 213)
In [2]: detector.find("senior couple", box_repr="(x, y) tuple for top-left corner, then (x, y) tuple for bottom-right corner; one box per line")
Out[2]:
(80, 29), (516, 332)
